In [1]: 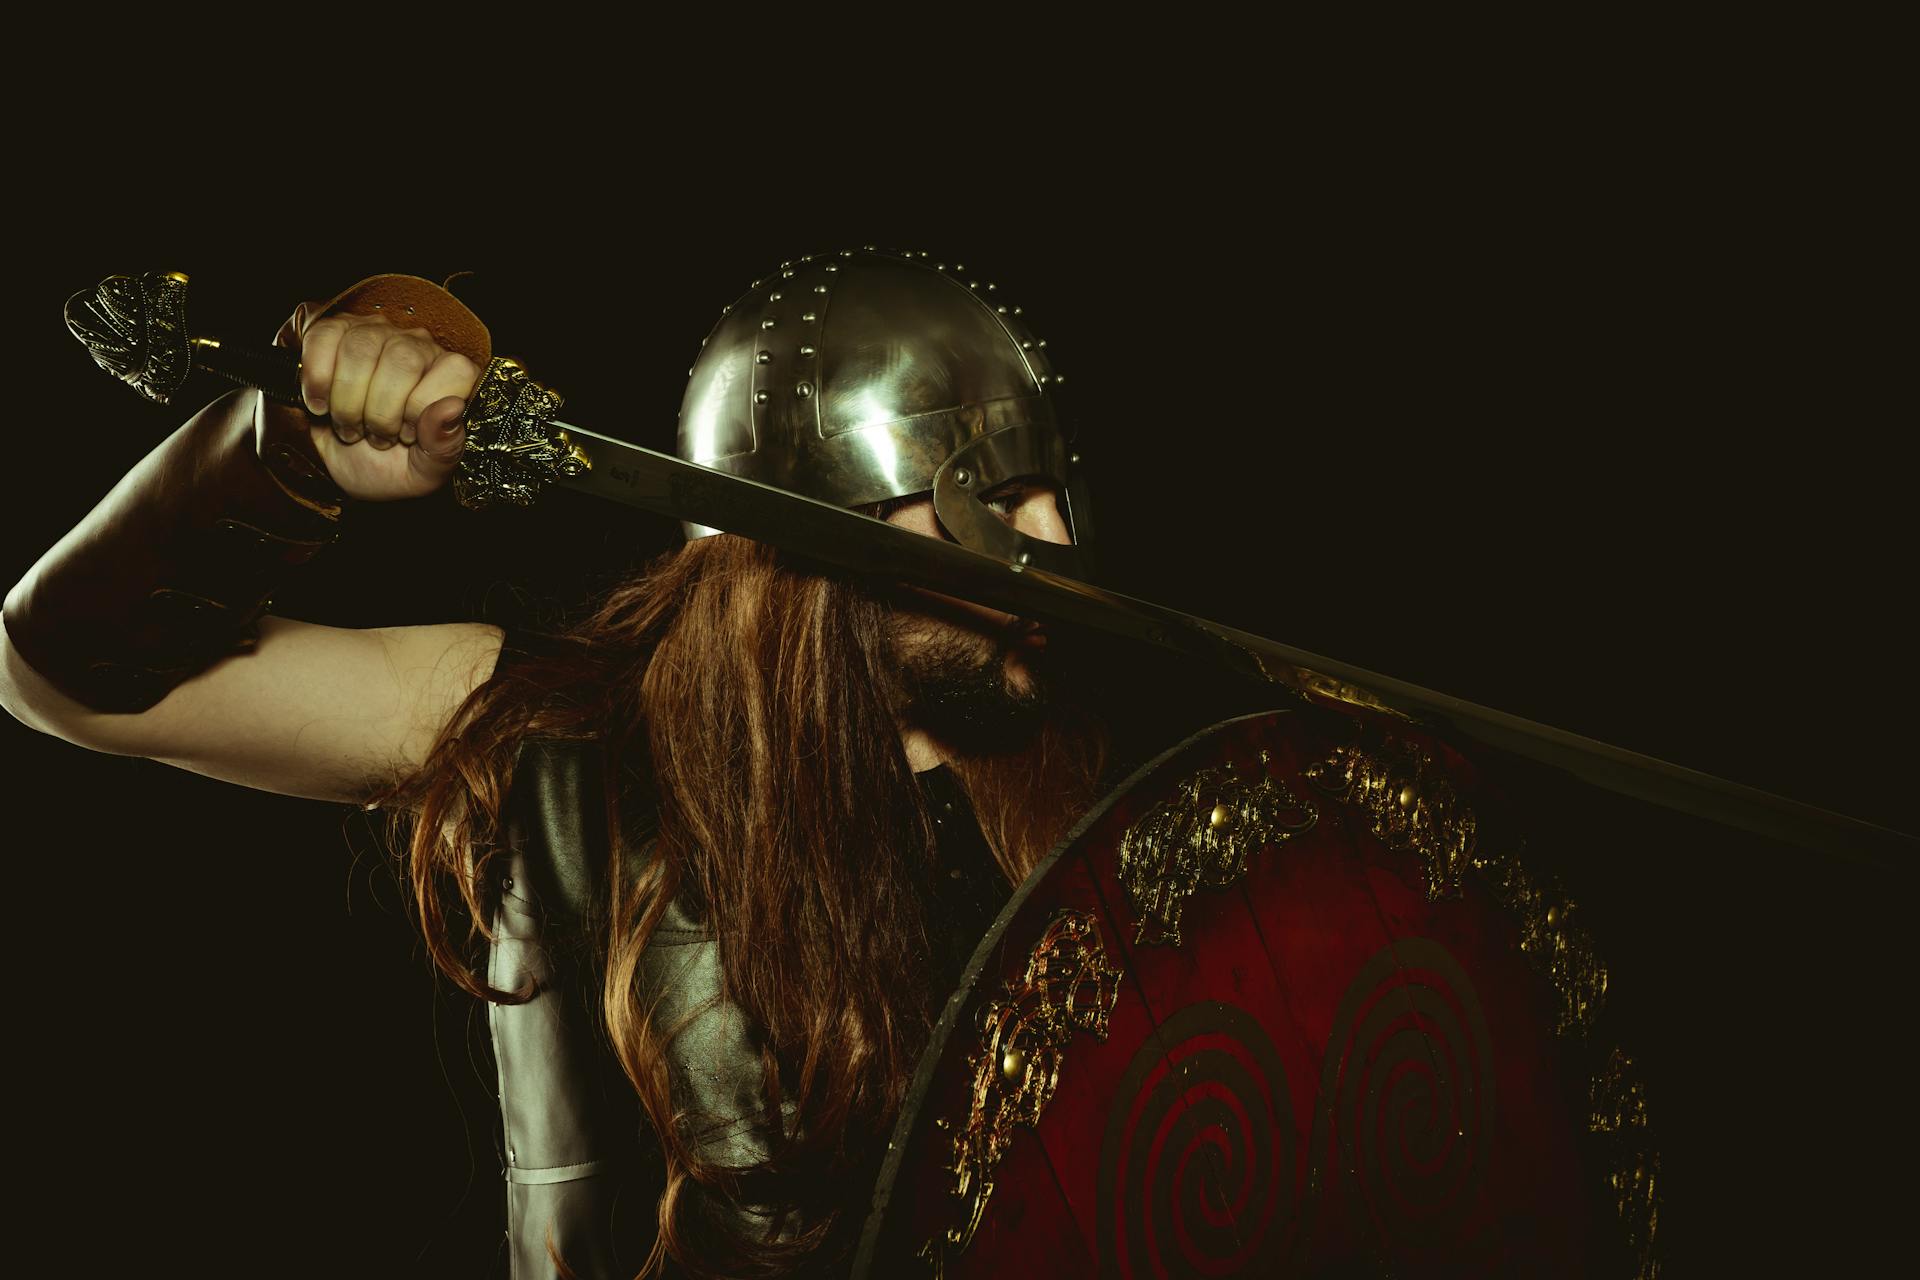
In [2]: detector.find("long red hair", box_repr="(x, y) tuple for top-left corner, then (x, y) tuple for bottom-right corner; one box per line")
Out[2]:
(371, 524), (1109, 1276)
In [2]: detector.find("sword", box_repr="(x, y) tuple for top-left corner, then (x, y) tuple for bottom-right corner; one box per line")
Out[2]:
(64, 270), (1916, 867)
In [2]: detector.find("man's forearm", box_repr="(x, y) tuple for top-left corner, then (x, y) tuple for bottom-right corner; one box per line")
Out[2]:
(2, 388), (348, 715)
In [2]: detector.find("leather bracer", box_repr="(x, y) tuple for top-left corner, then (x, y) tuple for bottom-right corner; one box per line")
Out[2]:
(2, 389), (350, 712)
(3, 272), (493, 714)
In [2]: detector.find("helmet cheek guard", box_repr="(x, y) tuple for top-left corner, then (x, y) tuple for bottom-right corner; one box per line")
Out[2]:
(931, 419), (1093, 580)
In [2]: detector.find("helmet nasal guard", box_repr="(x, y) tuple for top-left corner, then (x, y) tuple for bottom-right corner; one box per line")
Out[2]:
(676, 248), (1093, 579)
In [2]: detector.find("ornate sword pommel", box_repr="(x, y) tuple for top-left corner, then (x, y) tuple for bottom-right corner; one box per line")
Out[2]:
(451, 356), (593, 510)
(65, 270), (194, 405)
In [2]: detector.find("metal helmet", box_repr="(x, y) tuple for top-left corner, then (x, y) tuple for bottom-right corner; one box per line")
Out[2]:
(676, 247), (1094, 579)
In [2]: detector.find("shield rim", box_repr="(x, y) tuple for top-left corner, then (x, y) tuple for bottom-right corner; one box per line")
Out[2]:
(849, 708), (1296, 1277)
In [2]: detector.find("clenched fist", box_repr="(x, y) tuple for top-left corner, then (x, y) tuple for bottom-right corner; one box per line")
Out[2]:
(272, 300), (480, 502)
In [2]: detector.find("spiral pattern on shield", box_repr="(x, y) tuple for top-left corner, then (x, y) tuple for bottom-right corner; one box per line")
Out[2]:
(1306, 937), (1495, 1252)
(1097, 1001), (1292, 1279)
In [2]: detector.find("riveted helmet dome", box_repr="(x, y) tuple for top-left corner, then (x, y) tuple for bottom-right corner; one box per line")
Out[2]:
(676, 247), (1093, 579)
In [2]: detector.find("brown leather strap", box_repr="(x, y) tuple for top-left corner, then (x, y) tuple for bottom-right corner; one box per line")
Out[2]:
(3, 389), (345, 713)
(5, 272), (492, 714)
(274, 272), (493, 370)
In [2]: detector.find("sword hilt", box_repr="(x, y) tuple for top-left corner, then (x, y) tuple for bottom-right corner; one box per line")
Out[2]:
(65, 269), (590, 510)
(65, 270), (305, 406)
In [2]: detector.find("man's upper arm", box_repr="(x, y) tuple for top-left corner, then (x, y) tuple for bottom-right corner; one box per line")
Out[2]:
(1, 612), (504, 805)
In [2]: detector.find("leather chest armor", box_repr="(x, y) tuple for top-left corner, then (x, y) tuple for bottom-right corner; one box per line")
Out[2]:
(488, 737), (1007, 1278)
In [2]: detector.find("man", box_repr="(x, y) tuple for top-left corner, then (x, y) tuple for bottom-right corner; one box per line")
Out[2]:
(8, 243), (1909, 1276)
(0, 250), (1165, 1276)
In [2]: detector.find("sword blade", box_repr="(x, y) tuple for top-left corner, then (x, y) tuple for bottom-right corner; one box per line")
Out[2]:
(542, 420), (1911, 867)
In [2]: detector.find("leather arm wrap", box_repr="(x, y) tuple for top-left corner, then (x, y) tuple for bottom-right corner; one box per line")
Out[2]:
(2, 389), (349, 713)
(5, 271), (491, 716)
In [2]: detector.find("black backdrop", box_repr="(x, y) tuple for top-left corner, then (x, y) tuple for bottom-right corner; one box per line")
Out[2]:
(4, 171), (1910, 1276)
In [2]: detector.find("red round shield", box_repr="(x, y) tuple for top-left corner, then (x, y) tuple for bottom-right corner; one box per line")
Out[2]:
(854, 707), (1655, 1278)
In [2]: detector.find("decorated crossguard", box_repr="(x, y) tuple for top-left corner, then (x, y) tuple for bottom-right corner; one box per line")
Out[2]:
(62, 269), (1915, 868)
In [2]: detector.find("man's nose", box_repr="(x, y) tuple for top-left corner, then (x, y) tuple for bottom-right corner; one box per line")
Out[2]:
(1018, 491), (1073, 547)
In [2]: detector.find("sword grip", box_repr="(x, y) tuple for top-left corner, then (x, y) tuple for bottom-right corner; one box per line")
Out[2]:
(189, 336), (305, 405)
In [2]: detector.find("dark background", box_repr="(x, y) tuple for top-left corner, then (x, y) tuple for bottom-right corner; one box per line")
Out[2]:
(4, 146), (1909, 1276)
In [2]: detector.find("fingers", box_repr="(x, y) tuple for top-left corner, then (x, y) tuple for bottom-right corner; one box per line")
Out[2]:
(358, 330), (441, 449)
(320, 318), (392, 443)
(407, 395), (469, 490)
(298, 315), (346, 418)
(401, 351), (481, 444)
(297, 314), (474, 450)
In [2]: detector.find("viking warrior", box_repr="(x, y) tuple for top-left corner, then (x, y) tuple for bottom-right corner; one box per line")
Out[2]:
(0, 252), (1193, 1276)
(46, 233), (1897, 1276)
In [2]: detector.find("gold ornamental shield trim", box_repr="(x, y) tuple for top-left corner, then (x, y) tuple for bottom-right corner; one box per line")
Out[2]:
(919, 909), (1122, 1275)
(1116, 761), (1317, 947)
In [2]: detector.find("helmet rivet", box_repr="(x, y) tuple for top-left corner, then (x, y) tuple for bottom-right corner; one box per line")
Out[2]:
(1037, 339), (1048, 348)
(753, 390), (769, 404)
(780, 261), (793, 268)
(986, 283), (997, 291)
(969, 281), (980, 289)
(1070, 452), (1082, 465)
(955, 264), (966, 272)
(996, 305), (1008, 314)
(801, 311), (818, 322)
(1021, 341), (1034, 350)
(1054, 374), (1067, 386)
(756, 350), (773, 364)
(918, 251), (929, 257)
(936, 263), (948, 271)
(769, 291), (783, 301)
(1016, 550), (1031, 565)
(795, 381), (814, 398)
(841, 249), (854, 256)
(1013, 307), (1023, 315)
(799, 344), (817, 357)
(954, 468), (973, 487)
(1038, 374), (1049, 384)
(825, 264), (839, 272)
(782, 270), (796, 278)
(761, 318), (777, 329)
(701, 337), (709, 346)
(864, 243), (876, 250)
(813, 284), (829, 294)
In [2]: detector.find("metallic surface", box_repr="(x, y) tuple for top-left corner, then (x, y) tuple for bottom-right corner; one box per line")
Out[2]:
(451, 357), (591, 510)
(1590, 1047), (1661, 1279)
(856, 710), (1621, 1276)
(1472, 835), (1611, 1039)
(64, 271), (1915, 864)
(1307, 742), (1478, 903)
(64, 270), (193, 404)
(921, 909), (1122, 1274)
(1309, 738), (1611, 1039)
(547, 409), (1913, 867)
(675, 248), (1093, 578)
(1115, 762), (1316, 946)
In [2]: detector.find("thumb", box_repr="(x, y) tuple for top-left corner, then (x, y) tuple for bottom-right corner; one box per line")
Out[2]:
(409, 396), (468, 484)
